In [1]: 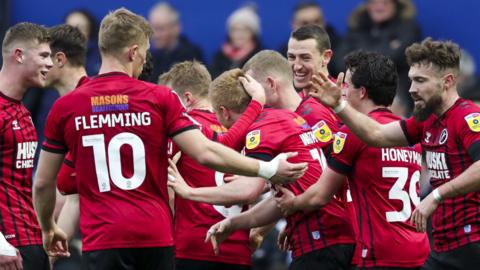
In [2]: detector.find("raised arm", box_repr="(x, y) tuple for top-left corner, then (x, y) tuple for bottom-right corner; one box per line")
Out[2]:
(309, 71), (409, 147)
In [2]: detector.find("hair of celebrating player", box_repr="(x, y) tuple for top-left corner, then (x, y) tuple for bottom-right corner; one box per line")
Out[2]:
(209, 68), (251, 114)
(405, 37), (460, 74)
(49, 24), (87, 67)
(344, 50), (398, 106)
(159, 60), (212, 98)
(98, 7), (153, 55)
(2, 22), (50, 56)
(290, 24), (330, 54)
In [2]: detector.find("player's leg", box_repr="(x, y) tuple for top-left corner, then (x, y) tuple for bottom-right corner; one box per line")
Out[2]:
(289, 244), (355, 270)
(135, 246), (174, 270)
(81, 248), (135, 270)
(18, 245), (50, 270)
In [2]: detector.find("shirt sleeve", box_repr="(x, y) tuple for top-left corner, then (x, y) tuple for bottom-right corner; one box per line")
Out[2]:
(42, 99), (68, 154)
(159, 87), (198, 137)
(328, 127), (363, 176)
(400, 117), (423, 146)
(459, 112), (480, 161)
(243, 121), (283, 162)
(57, 153), (77, 195)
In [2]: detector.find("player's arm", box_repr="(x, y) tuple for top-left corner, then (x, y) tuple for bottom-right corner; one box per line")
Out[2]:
(173, 130), (306, 182)
(56, 194), (79, 241)
(309, 71), (408, 147)
(275, 167), (346, 216)
(206, 196), (283, 254)
(168, 159), (265, 205)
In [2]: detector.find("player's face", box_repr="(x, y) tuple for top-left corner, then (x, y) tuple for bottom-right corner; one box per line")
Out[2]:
(23, 42), (53, 88)
(287, 38), (323, 90)
(344, 69), (362, 110)
(408, 63), (445, 121)
(214, 108), (234, 129)
(44, 53), (62, 88)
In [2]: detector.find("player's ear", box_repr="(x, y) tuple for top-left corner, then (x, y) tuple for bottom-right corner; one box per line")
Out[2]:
(14, 48), (24, 64)
(127, 45), (139, 62)
(55, 52), (67, 68)
(184, 91), (194, 107)
(321, 49), (333, 66)
(359, 86), (368, 100)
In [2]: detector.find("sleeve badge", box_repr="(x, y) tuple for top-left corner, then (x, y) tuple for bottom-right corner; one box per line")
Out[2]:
(312, 120), (333, 143)
(333, 132), (347, 154)
(465, 113), (480, 132)
(246, 130), (261, 149)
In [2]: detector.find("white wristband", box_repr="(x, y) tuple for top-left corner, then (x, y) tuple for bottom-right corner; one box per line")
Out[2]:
(333, 100), (347, 114)
(0, 232), (16, 256)
(432, 188), (443, 203)
(258, 153), (286, 180)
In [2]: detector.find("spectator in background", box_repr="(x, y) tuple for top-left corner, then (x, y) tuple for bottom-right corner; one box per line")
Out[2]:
(334, 0), (421, 117)
(148, 2), (203, 83)
(65, 9), (101, 76)
(210, 5), (262, 78)
(458, 49), (480, 102)
(278, 2), (339, 76)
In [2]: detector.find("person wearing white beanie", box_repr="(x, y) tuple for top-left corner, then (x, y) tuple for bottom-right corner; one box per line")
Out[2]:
(210, 5), (262, 78)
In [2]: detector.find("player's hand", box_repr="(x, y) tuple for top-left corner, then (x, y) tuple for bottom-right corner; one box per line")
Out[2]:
(0, 249), (23, 270)
(410, 193), (438, 233)
(248, 229), (264, 251)
(239, 74), (266, 105)
(274, 186), (297, 217)
(166, 159), (193, 199)
(205, 219), (234, 255)
(308, 71), (344, 109)
(42, 224), (70, 258)
(269, 152), (308, 184)
(277, 227), (289, 252)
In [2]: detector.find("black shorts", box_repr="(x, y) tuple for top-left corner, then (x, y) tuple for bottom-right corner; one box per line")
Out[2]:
(356, 267), (420, 270)
(289, 244), (355, 270)
(422, 241), (480, 270)
(81, 246), (174, 270)
(175, 258), (251, 270)
(18, 245), (49, 270)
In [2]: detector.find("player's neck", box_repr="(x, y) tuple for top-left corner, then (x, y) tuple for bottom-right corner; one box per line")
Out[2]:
(98, 56), (132, 77)
(56, 67), (87, 96)
(189, 98), (212, 112)
(281, 86), (303, 112)
(0, 66), (29, 100)
(361, 100), (387, 115)
(436, 87), (460, 116)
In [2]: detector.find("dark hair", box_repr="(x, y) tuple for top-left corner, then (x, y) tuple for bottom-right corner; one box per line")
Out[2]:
(64, 9), (98, 40)
(291, 24), (330, 53)
(138, 50), (153, 82)
(49, 24), (87, 67)
(2, 22), (49, 54)
(405, 37), (460, 72)
(344, 50), (398, 106)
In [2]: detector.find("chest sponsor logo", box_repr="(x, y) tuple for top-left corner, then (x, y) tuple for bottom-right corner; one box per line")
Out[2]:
(439, 129), (448, 145)
(246, 130), (260, 150)
(333, 132), (347, 154)
(312, 120), (332, 143)
(465, 113), (480, 132)
(425, 151), (450, 179)
(293, 116), (310, 130)
(16, 141), (37, 169)
(210, 124), (227, 134)
(90, 95), (129, 113)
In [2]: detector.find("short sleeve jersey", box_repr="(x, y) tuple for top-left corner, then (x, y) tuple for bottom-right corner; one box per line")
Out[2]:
(330, 109), (429, 267)
(243, 108), (355, 259)
(401, 98), (480, 252)
(0, 92), (41, 247)
(174, 109), (251, 265)
(42, 72), (197, 251)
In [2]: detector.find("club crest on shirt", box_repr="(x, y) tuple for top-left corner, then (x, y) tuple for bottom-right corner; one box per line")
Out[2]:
(246, 130), (260, 150)
(312, 121), (332, 143)
(465, 113), (480, 132)
(333, 132), (347, 154)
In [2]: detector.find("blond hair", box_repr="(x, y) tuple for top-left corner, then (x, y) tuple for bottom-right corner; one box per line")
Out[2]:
(2, 22), (49, 55)
(99, 8), (152, 55)
(209, 69), (251, 113)
(159, 60), (211, 98)
(243, 50), (293, 84)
